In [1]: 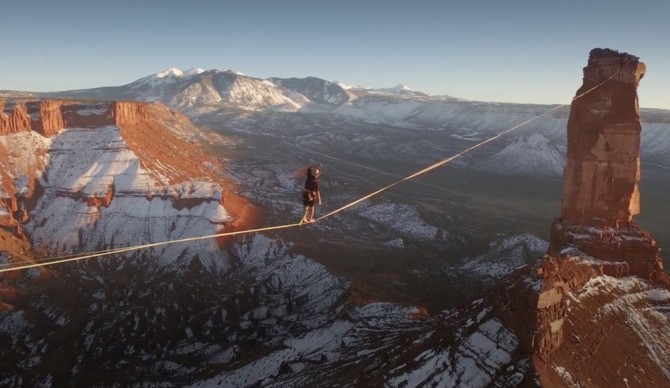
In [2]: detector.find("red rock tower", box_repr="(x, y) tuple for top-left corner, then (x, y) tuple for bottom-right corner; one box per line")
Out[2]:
(534, 49), (668, 362)
(561, 48), (646, 226)
(548, 49), (662, 280)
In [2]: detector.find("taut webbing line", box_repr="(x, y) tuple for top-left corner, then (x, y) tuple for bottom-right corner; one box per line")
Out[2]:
(0, 108), (560, 274)
(0, 60), (632, 274)
(315, 105), (565, 221)
(0, 223), (300, 273)
(315, 56), (634, 220)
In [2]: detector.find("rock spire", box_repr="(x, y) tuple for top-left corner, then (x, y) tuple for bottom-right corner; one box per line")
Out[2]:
(534, 48), (667, 362)
(561, 48), (646, 226)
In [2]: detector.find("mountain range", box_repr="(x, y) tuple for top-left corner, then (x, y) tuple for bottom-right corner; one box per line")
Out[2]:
(5, 67), (669, 173)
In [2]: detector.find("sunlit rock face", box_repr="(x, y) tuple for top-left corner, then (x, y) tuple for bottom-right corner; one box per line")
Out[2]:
(548, 49), (662, 280)
(0, 99), (258, 263)
(0, 100), (150, 136)
(548, 219), (662, 279)
(561, 48), (646, 227)
(534, 49), (670, 375)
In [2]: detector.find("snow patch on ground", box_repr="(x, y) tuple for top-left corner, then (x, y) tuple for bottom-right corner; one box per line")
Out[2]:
(475, 134), (565, 176)
(445, 234), (548, 283)
(0, 131), (51, 181)
(576, 275), (670, 380)
(358, 201), (440, 241)
(388, 318), (519, 387)
(554, 365), (580, 387)
(45, 126), (155, 194)
(385, 238), (405, 248)
(0, 311), (29, 346)
(76, 108), (107, 116)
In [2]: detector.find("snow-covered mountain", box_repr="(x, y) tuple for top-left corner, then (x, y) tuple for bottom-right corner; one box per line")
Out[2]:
(43, 69), (309, 115)
(33, 72), (670, 174)
(268, 76), (351, 105)
(336, 82), (435, 98)
(8, 67), (669, 172)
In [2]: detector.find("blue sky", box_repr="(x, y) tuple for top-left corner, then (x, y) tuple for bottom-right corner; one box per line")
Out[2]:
(3, 0), (669, 108)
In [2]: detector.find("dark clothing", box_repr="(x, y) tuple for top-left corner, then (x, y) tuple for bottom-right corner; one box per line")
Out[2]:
(302, 190), (316, 207)
(304, 175), (319, 192)
(302, 168), (320, 207)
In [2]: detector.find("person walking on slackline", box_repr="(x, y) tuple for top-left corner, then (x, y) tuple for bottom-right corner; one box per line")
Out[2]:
(300, 165), (321, 224)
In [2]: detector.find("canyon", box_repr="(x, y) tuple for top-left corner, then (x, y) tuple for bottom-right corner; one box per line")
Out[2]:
(0, 49), (669, 386)
(0, 99), (259, 268)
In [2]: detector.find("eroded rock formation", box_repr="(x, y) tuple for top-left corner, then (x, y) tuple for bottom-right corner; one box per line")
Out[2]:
(112, 101), (150, 125)
(533, 49), (668, 366)
(0, 100), (147, 230)
(0, 100), (150, 136)
(0, 99), (259, 255)
(33, 100), (65, 137)
(0, 102), (31, 134)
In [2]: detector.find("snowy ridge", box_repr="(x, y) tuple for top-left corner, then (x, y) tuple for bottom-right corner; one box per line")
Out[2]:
(183, 68), (206, 76)
(135, 67), (205, 88)
(367, 84), (427, 97)
(445, 234), (549, 284)
(0, 235), (352, 385)
(189, 294), (529, 387)
(328, 96), (670, 170)
(475, 134), (566, 176)
(126, 70), (308, 114)
(335, 97), (568, 133)
(331, 98), (570, 174)
(641, 122), (670, 166)
(155, 68), (185, 78)
(269, 76), (351, 105)
(358, 201), (442, 241)
(223, 76), (303, 112)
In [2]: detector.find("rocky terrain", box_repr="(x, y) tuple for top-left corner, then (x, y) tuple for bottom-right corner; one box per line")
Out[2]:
(0, 98), (539, 386)
(0, 48), (669, 386)
(0, 100), (258, 267)
(532, 49), (670, 386)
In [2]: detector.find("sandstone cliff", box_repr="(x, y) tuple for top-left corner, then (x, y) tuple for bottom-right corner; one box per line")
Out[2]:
(532, 49), (670, 386)
(0, 99), (148, 136)
(560, 48), (646, 227)
(0, 98), (259, 267)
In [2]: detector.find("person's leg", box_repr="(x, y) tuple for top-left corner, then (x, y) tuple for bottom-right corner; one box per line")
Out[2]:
(307, 205), (315, 222)
(300, 205), (309, 224)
